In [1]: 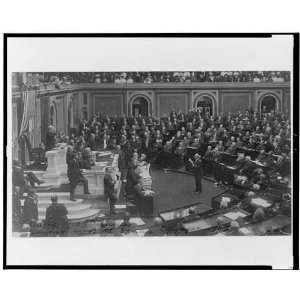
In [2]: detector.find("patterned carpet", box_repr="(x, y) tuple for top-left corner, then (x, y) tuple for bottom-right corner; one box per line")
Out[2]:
(151, 169), (225, 213)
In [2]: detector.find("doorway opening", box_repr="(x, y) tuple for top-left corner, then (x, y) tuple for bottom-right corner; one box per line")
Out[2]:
(131, 97), (149, 117)
(261, 95), (277, 113)
(195, 96), (213, 115)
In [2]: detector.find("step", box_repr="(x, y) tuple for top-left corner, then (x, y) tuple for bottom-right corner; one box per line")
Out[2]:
(38, 208), (101, 222)
(37, 199), (85, 208)
(38, 203), (91, 213)
(36, 192), (71, 201)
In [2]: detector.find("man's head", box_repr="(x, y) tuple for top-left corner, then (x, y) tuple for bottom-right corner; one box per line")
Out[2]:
(27, 187), (36, 196)
(153, 217), (163, 227)
(257, 168), (263, 174)
(51, 194), (58, 203)
(105, 167), (113, 174)
(194, 153), (201, 160)
(124, 212), (131, 221)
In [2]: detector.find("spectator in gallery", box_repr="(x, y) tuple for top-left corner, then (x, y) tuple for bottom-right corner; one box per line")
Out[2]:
(94, 74), (101, 83)
(126, 75), (134, 83)
(143, 73), (152, 84)
(45, 194), (69, 236)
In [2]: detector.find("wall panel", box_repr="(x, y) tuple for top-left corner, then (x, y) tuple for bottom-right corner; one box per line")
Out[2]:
(93, 94), (123, 116)
(220, 92), (251, 114)
(157, 93), (188, 117)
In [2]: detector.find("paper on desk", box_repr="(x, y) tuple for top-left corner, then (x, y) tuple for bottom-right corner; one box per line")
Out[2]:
(160, 211), (175, 221)
(97, 151), (112, 156)
(226, 166), (236, 170)
(239, 227), (252, 235)
(183, 220), (211, 231)
(114, 219), (123, 227)
(115, 204), (126, 209)
(222, 197), (231, 202)
(130, 217), (146, 226)
(251, 197), (271, 208)
(144, 190), (154, 196)
(136, 229), (149, 236)
(223, 211), (247, 220)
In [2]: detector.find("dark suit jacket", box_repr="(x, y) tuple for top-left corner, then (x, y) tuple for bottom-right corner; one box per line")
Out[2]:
(193, 159), (203, 176)
(104, 174), (115, 196)
(45, 203), (69, 233)
(23, 195), (38, 223)
(67, 158), (82, 183)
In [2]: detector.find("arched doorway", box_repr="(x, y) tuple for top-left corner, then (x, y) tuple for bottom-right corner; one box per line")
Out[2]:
(195, 95), (213, 115)
(131, 96), (149, 117)
(260, 95), (277, 113)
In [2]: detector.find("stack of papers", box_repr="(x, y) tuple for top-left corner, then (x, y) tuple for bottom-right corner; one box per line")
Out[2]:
(223, 211), (248, 220)
(130, 217), (145, 226)
(220, 197), (231, 208)
(251, 197), (272, 208)
(239, 227), (252, 235)
(136, 229), (149, 236)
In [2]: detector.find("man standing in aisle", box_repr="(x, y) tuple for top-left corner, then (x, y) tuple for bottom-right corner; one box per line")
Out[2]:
(104, 167), (118, 214)
(67, 153), (90, 201)
(189, 153), (203, 193)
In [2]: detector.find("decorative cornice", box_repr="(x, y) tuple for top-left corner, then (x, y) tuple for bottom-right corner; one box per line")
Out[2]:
(12, 82), (290, 100)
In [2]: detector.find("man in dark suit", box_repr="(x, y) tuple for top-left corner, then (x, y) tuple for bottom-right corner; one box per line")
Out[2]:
(117, 145), (128, 182)
(189, 153), (203, 193)
(22, 187), (38, 224)
(45, 194), (69, 236)
(104, 167), (118, 214)
(67, 153), (90, 201)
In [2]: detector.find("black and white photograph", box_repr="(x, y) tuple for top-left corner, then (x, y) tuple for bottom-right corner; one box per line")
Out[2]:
(4, 34), (298, 268)
(10, 70), (292, 238)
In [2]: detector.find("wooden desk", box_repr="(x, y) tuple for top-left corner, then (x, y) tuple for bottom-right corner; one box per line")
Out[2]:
(160, 203), (212, 223)
(182, 207), (250, 235)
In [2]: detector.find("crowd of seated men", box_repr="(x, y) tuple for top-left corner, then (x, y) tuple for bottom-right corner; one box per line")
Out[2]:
(56, 107), (291, 194)
(20, 71), (290, 90)
(14, 106), (291, 236)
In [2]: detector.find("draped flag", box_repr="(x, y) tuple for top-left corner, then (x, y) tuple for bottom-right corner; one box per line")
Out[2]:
(19, 90), (38, 148)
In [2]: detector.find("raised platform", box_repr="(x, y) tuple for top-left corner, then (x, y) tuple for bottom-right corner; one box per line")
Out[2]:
(23, 148), (122, 223)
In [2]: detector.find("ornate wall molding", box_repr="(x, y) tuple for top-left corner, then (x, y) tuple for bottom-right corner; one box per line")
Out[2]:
(191, 90), (218, 115)
(255, 89), (283, 112)
(127, 91), (154, 116)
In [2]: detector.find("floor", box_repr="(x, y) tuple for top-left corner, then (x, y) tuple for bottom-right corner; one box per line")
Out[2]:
(151, 169), (225, 213)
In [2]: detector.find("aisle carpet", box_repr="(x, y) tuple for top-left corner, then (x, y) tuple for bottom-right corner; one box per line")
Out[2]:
(151, 169), (225, 213)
